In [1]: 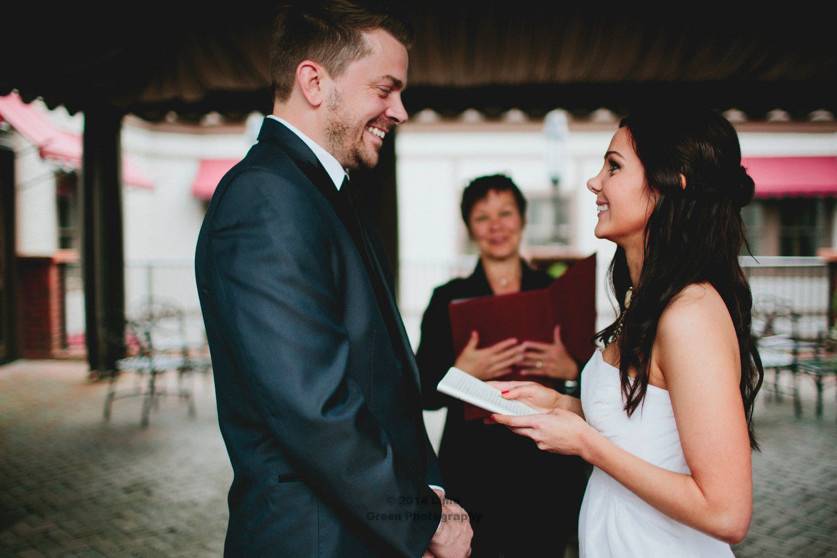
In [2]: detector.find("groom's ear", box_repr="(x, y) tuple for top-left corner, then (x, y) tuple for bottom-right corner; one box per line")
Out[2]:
(296, 60), (326, 108)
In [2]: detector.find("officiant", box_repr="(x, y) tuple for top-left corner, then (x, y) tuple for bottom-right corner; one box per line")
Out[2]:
(416, 174), (589, 557)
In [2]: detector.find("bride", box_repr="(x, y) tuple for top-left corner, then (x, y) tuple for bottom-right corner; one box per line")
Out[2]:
(488, 108), (764, 557)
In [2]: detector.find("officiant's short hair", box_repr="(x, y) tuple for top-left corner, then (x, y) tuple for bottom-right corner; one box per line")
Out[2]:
(270, 1), (413, 102)
(460, 174), (528, 226)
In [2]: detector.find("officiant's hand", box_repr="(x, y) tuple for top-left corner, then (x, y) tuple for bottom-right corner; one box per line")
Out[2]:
(454, 331), (525, 381)
(519, 325), (578, 380)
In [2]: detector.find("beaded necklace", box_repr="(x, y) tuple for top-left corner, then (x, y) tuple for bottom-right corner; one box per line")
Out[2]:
(608, 286), (634, 345)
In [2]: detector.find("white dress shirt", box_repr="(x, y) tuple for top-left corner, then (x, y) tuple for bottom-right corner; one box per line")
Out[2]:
(267, 115), (347, 190)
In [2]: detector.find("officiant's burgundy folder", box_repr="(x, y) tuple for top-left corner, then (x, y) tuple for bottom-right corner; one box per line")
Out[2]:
(448, 254), (597, 419)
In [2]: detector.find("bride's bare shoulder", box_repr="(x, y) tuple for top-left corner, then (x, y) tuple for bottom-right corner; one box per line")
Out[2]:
(657, 283), (735, 348)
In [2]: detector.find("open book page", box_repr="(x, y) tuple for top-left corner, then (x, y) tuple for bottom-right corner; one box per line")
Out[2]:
(437, 367), (538, 416)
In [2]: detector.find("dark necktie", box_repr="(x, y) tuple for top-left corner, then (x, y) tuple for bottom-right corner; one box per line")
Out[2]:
(336, 176), (362, 244)
(338, 175), (351, 204)
(335, 177), (413, 377)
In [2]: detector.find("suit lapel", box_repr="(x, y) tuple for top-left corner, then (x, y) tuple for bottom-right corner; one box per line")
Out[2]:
(356, 223), (422, 389)
(256, 118), (341, 210)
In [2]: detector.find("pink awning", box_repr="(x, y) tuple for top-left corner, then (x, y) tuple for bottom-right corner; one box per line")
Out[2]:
(743, 156), (837, 198)
(192, 159), (237, 200)
(0, 92), (153, 188)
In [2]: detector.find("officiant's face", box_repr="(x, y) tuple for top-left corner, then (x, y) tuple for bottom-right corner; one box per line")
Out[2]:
(324, 29), (409, 169)
(467, 190), (524, 261)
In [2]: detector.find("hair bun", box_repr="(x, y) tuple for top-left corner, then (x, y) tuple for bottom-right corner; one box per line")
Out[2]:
(730, 165), (755, 208)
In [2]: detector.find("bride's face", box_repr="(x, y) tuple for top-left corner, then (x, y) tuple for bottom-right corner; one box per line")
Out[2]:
(586, 127), (657, 251)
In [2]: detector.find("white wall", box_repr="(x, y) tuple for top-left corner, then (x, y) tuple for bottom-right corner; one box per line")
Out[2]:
(738, 131), (837, 156)
(119, 122), (252, 341)
(15, 133), (59, 257)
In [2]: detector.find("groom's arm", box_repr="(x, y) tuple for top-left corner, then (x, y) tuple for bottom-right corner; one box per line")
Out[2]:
(206, 170), (441, 557)
(362, 219), (446, 494)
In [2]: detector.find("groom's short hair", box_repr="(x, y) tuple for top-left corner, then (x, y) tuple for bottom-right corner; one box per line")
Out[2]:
(270, 0), (413, 102)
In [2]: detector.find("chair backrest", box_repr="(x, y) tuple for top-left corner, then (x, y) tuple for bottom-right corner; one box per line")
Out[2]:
(128, 299), (187, 354)
(752, 295), (799, 339)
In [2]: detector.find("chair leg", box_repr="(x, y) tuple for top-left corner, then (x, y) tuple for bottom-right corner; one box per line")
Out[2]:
(177, 368), (197, 418)
(141, 369), (159, 428)
(774, 368), (782, 402)
(792, 370), (802, 418)
(815, 376), (823, 418)
(187, 392), (196, 418)
(103, 373), (117, 421)
(141, 395), (152, 428)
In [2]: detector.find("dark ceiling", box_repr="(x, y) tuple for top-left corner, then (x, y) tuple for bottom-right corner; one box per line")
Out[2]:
(2, 3), (835, 121)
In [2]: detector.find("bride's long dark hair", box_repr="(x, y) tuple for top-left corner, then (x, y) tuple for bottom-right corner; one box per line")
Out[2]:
(595, 108), (764, 449)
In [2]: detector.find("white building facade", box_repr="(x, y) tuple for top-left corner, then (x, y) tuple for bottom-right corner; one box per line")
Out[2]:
(3, 95), (837, 360)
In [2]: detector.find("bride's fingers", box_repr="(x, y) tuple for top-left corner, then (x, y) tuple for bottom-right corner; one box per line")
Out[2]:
(500, 386), (529, 399)
(489, 413), (538, 428)
(487, 380), (529, 391)
(501, 384), (543, 399)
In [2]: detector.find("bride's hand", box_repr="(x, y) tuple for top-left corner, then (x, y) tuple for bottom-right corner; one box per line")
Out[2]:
(489, 408), (593, 456)
(486, 380), (563, 413)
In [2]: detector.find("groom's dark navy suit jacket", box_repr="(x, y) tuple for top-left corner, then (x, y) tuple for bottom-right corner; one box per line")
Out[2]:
(195, 118), (442, 557)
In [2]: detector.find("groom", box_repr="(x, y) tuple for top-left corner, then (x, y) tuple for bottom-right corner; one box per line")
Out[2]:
(195, 1), (471, 556)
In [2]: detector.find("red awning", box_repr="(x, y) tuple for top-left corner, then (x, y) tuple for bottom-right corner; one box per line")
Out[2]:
(192, 159), (237, 200)
(743, 156), (837, 198)
(0, 93), (153, 188)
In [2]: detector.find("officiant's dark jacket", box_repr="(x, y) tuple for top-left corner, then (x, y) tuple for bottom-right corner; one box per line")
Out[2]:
(416, 260), (589, 557)
(195, 117), (442, 557)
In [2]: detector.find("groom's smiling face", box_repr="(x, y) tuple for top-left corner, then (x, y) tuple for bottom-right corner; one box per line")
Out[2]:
(324, 29), (409, 170)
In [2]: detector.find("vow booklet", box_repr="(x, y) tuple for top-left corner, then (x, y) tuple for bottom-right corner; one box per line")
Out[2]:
(437, 367), (538, 416)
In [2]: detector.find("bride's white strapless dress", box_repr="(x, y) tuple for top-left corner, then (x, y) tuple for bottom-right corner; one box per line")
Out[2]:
(577, 350), (733, 557)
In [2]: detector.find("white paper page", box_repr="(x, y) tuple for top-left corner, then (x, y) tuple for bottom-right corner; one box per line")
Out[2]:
(436, 367), (538, 416)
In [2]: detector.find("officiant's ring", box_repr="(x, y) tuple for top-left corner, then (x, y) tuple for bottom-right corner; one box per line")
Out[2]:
(536, 360), (543, 369)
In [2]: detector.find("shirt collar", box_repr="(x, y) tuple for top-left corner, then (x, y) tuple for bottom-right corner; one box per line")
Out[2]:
(267, 115), (348, 190)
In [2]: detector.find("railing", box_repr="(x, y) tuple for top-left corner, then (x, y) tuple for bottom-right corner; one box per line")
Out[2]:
(740, 256), (829, 339)
(60, 256), (834, 354)
(62, 260), (205, 352)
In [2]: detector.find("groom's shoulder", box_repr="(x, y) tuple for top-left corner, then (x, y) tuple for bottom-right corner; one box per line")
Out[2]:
(212, 146), (319, 212)
(234, 141), (309, 189)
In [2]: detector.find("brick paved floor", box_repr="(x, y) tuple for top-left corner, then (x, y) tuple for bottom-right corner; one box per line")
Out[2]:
(733, 378), (837, 558)
(0, 360), (834, 557)
(0, 360), (228, 557)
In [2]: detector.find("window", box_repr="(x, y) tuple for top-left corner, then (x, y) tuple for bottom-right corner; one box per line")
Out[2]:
(524, 190), (572, 246)
(56, 170), (79, 251)
(778, 198), (832, 257)
(741, 203), (763, 255)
